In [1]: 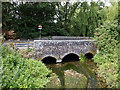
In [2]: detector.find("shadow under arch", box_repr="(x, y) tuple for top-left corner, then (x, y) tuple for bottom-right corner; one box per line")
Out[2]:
(62, 53), (80, 63)
(42, 56), (57, 64)
(85, 53), (93, 59)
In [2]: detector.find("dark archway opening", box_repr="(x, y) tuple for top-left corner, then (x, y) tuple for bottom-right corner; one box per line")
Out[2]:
(85, 53), (93, 59)
(42, 56), (56, 64)
(62, 53), (79, 63)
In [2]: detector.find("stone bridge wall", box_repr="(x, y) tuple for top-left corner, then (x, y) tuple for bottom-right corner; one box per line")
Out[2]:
(34, 40), (97, 61)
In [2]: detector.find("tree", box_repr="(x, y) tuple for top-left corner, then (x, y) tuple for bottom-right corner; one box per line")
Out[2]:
(2, 1), (110, 38)
(2, 2), (65, 39)
(11, 2), (57, 38)
(53, 2), (81, 35)
(2, 2), (15, 31)
(69, 1), (106, 37)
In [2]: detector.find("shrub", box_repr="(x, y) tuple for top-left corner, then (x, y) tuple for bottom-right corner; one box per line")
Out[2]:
(94, 20), (119, 88)
(1, 44), (52, 88)
(80, 54), (87, 62)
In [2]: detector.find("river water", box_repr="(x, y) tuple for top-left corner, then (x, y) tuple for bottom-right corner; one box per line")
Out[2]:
(45, 60), (104, 88)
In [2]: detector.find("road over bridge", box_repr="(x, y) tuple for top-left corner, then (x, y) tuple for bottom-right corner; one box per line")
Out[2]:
(34, 37), (97, 63)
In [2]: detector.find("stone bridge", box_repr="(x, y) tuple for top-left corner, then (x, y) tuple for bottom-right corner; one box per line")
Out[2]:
(34, 37), (97, 63)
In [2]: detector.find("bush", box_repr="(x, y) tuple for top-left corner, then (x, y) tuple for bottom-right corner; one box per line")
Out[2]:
(1, 44), (52, 88)
(94, 20), (119, 88)
(80, 54), (87, 62)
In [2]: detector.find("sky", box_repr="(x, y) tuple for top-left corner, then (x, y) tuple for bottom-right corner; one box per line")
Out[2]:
(8, 0), (112, 7)
(61, 0), (111, 6)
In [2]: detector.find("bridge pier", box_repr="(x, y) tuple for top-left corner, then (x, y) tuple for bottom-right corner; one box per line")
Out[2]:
(56, 59), (62, 63)
(79, 57), (81, 60)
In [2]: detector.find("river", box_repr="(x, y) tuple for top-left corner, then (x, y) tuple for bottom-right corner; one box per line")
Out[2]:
(45, 59), (107, 88)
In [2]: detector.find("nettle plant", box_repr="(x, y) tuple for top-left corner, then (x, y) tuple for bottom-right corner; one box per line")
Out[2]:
(1, 44), (52, 88)
(94, 20), (119, 88)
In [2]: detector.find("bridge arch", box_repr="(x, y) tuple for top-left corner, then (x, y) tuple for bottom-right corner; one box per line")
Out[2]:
(61, 52), (80, 59)
(84, 52), (94, 59)
(62, 53), (80, 63)
(41, 56), (57, 64)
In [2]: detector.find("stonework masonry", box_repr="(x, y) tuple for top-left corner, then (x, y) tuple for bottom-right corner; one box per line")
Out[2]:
(34, 39), (97, 61)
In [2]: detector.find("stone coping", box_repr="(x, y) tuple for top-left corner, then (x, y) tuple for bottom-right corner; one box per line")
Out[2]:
(51, 36), (93, 40)
(34, 40), (96, 42)
(52, 36), (93, 38)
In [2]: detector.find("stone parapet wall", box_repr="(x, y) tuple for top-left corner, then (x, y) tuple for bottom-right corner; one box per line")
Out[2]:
(37, 36), (94, 40)
(52, 36), (93, 40)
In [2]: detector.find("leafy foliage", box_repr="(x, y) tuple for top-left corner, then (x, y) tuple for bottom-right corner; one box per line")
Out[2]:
(1, 44), (52, 88)
(94, 21), (119, 87)
(94, 2), (119, 88)
(2, 1), (108, 39)
(2, 2), (65, 39)
(2, 2), (14, 31)
(80, 54), (87, 62)
(68, 1), (106, 37)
